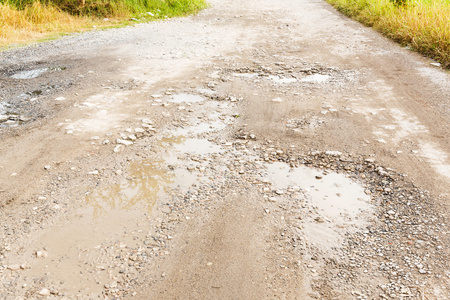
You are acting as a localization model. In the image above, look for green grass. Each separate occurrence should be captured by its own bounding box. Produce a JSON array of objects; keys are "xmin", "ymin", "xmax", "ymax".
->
[
  {"xmin": 326, "ymin": 0, "xmax": 450, "ymax": 68},
  {"xmin": 0, "ymin": 0, "xmax": 207, "ymax": 47}
]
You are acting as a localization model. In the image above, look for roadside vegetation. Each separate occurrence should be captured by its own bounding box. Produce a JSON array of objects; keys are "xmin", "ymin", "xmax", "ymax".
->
[
  {"xmin": 326, "ymin": 0, "xmax": 450, "ymax": 68},
  {"xmin": 0, "ymin": 0, "xmax": 207, "ymax": 48}
]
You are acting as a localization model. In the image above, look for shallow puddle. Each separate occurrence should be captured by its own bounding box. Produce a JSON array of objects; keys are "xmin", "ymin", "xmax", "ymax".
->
[
  {"xmin": 265, "ymin": 162, "xmax": 371, "ymax": 224},
  {"xmin": 168, "ymin": 93, "xmax": 205, "ymax": 103},
  {"xmin": 85, "ymin": 136, "xmax": 219, "ymax": 217},
  {"xmin": 11, "ymin": 67, "xmax": 65, "ymax": 79},
  {"xmin": 11, "ymin": 68, "xmax": 49, "ymax": 79},
  {"xmin": 265, "ymin": 162, "xmax": 373, "ymax": 252},
  {"xmin": 86, "ymin": 156, "xmax": 174, "ymax": 218}
]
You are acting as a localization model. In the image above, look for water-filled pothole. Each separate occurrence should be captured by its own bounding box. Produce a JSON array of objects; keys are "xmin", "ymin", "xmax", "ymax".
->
[
  {"xmin": 265, "ymin": 161, "xmax": 373, "ymax": 251},
  {"xmin": 86, "ymin": 157, "xmax": 174, "ymax": 218},
  {"xmin": 10, "ymin": 67, "xmax": 66, "ymax": 79},
  {"xmin": 266, "ymin": 162, "xmax": 371, "ymax": 224}
]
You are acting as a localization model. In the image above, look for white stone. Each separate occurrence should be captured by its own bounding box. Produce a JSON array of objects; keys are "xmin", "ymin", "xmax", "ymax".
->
[
  {"xmin": 38, "ymin": 288, "xmax": 50, "ymax": 296},
  {"xmin": 117, "ymin": 139, "xmax": 133, "ymax": 146}
]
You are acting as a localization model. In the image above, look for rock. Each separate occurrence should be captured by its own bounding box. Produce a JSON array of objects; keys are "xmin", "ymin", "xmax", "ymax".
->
[
  {"xmin": 0, "ymin": 115, "xmax": 8, "ymax": 122},
  {"xmin": 314, "ymin": 216, "xmax": 325, "ymax": 223},
  {"xmin": 117, "ymin": 139, "xmax": 133, "ymax": 146},
  {"xmin": 135, "ymin": 128, "xmax": 145, "ymax": 134},
  {"xmin": 430, "ymin": 62, "xmax": 441, "ymax": 67},
  {"xmin": 272, "ymin": 97, "xmax": 282, "ymax": 103},
  {"xmin": 275, "ymin": 190, "xmax": 284, "ymax": 195},
  {"xmin": 44, "ymin": 165, "xmax": 51, "ymax": 170},
  {"xmin": 38, "ymin": 288, "xmax": 50, "ymax": 296},
  {"xmin": 36, "ymin": 250, "xmax": 48, "ymax": 258},
  {"xmin": 19, "ymin": 116, "xmax": 31, "ymax": 122},
  {"xmin": 88, "ymin": 170, "xmax": 99, "ymax": 175},
  {"xmin": 55, "ymin": 97, "xmax": 66, "ymax": 101},
  {"xmin": 315, "ymin": 175, "xmax": 323, "ymax": 180},
  {"xmin": 114, "ymin": 145, "xmax": 123, "ymax": 153},
  {"xmin": 7, "ymin": 264, "xmax": 20, "ymax": 271}
]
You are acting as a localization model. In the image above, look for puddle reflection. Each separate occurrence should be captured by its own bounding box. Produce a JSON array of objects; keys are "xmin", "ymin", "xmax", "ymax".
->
[{"xmin": 86, "ymin": 156, "xmax": 174, "ymax": 218}]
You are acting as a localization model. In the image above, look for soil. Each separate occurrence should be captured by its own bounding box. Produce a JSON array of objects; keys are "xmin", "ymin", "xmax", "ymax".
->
[{"xmin": 0, "ymin": 0, "xmax": 449, "ymax": 299}]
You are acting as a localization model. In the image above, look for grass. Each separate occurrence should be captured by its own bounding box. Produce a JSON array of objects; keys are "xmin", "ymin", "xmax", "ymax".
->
[
  {"xmin": 0, "ymin": 0, "xmax": 207, "ymax": 48},
  {"xmin": 325, "ymin": 0, "xmax": 450, "ymax": 68}
]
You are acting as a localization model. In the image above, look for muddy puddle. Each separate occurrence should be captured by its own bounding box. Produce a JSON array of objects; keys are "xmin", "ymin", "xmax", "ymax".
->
[
  {"xmin": 87, "ymin": 135, "xmax": 220, "ymax": 216},
  {"xmin": 265, "ymin": 162, "xmax": 373, "ymax": 251},
  {"xmin": 87, "ymin": 157, "xmax": 174, "ymax": 218},
  {"xmin": 10, "ymin": 67, "xmax": 65, "ymax": 79},
  {"xmin": 20, "ymin": 133, "xmax": 223, "ymax": 296}
]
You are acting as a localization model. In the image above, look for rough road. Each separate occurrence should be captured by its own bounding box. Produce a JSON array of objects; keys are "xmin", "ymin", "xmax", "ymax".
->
[{"xmin": 0, "ymin": 0, "xmax": 449, "ymax": 299}]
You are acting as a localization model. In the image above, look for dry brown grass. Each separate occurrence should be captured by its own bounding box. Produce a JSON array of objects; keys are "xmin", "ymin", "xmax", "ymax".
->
[
  {"xmin": 0, "ymin": 2, "xmax": 90, "ymax": 48},
  {"xmin": 327, "ymin": 0, "xmax": 450, "ymax": 68}
]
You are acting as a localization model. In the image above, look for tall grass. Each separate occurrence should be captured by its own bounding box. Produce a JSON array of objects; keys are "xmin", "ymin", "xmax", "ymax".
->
[
  {"xmin": 0, "ymin": 1, "xmax": 88, "ymax": 47},
  {"xmin": 326, "ymin": 0, "xmax": 450, "ymax": 68},
  {"xmin": 0, "ymin": 0, "xmax": 207, "ymax": 48}
]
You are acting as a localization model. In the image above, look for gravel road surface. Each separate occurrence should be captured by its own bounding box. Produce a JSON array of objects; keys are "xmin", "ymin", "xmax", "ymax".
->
[{"xmin": 0, "ymin": 0, "xmax": 449, "ymax": 299}]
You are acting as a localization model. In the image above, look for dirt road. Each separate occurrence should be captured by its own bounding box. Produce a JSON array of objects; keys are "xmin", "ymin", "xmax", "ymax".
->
[{"xmin": 0, "ymin": 0, "xmax": 449, "ymax": 298}]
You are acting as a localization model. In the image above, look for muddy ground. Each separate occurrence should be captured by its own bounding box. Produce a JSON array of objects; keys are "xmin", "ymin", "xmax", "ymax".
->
[{"xmin": 0, "ymin": 0, "xmax": 449, "ymax": 299}]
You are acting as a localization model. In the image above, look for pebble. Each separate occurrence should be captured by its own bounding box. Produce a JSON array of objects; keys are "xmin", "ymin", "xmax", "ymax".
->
[
  {"xmin": 7, "ymin": 265, "xmax": 20, "ymax": 271},
  {"xmin": 36, "ymin": 250, "xmax": 48, "ymax": 258},
  {"xmin": 117, "ymin": 139, "xmax": 133, "ymax": 146},
  {"xmin": 38, "ymin": 288, "xmax": 50, "ymax": 296}
]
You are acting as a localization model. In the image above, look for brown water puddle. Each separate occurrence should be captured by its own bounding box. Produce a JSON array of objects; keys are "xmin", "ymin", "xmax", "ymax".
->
[
  {"xmin": 87, "ymin": 156, "xmax": 174, "ymax": 219},
  {"xmin": 18, "ymin": 133, "xmax": 226, "ymax": 296},
  {"xmin": 265, "ymin": 161, "xmax": 374, "ymax": 252}
]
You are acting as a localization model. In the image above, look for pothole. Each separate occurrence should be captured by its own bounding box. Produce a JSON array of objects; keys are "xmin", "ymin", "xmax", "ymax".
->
[
  {"xmin": 264, "ymin": 161, "xmax": 373, "ymax": 252},
  {"xmin": 10, "ymin": 67, "xmax": 66, "ymax": 79},
  {"xmin": 265, "ymin": 162, "xmax": 372, "ymax": 224}
]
